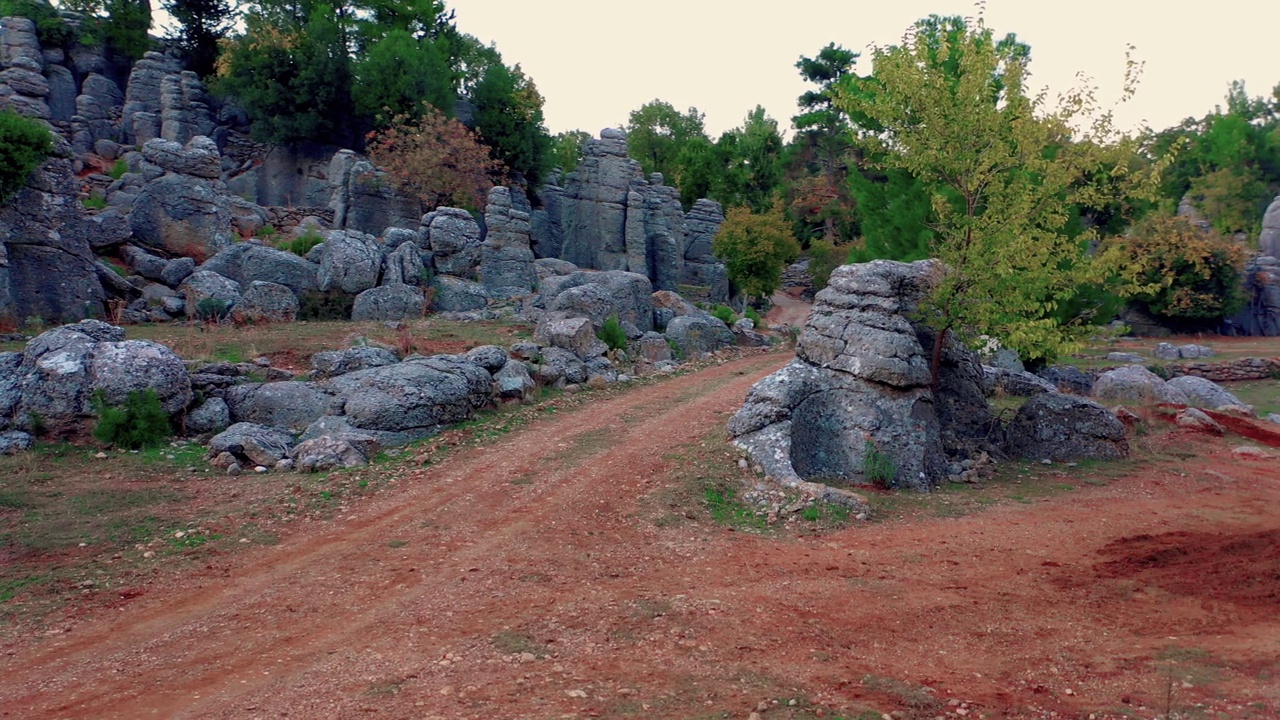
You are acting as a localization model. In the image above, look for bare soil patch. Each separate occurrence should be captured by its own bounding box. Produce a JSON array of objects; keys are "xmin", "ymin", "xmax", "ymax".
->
[{"xmin": 1, "ymin": 351, "xmax": 1278, "ymax": 720}]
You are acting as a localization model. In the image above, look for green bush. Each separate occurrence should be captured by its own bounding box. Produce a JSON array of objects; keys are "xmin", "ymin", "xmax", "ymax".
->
[
  {"xmin": 256, "ymin": 224, "xmax": 277, "ymax": 239},
  {"xmin": 710, "ymin": 305, "xmax": 736, "ymax": 325},
  {"xmin": 597, "ymin": 314, "xmax": 627, "ymax": 351},
  {"xmin": 298, "ymin": 290, "xmax": 353, "ymax": 321},
  {"xmin": 194, "ymin": 297, "xmax": 230, "ymax": 321},
  {"xmin": 82, "ymin": 195, "xmax": 106, "ymax": 210},
  {"xmin": 863, "ymin": 440, "xmax": 897, "ymax": 489},
  {"xmin": 108, "ymin": 158, "xmax": 129, "ymax": 180},
  {"xmin": 281, "ymin": 231, "xmax": 324, "ymax": 257},
  {"xmin": 743, "ymin": 306, "xmax": 765, "ymax": 330},
  {"xmin": 0, "ymin": 109, "xmax": 53, "ymax": 204},
  {"xmin": 92, "ymin": 389, "xmax": 172, "ymax": 449}
]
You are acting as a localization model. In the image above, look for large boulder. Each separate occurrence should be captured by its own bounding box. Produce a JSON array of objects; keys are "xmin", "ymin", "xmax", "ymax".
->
[
  {"xmin": 493, "ymin": 359, "xmax": 535, "ymax": 401},
  {"xmin": 0, "ymin": 352, "xmax": 22, "ymax": 430},
  {"xmin": 178, "ymin": 270, "xmax": 241, "ymax": 318},
  {"xmin": 536, "ymin": 346, "xmax": 588, "ymax": 386},
  {"xmin": 351, "ymin": 283, "xmax": 423, "ymax": 321},
  {"xmin": 86, "ymin": 340, "xmax": 193, "ymax": 415},
  {"xmin": 431, "ymin": 275, "xmax": 489, "ymax": 312},
  {"xmin": 382, "ymin": 242, "xmax": 425, "ymax": 286},
  {"xmin": 186, "ymin": 397, "xmax": 230, "ymax": 435},
  {"xmin": 290, "ymin": 435, "xmax": 370, "ymax": 472},
  {"xmin": 309, "ymin": 346, "xmax": 400, "ymax": 380},
  {"xmin": 534, "ymin": 316, "xmax": 607, "ymax": 360},
  {"xmin": 664, "ymin": 315, "xmax": 733, "ymax": 358},
  {"xmin": 1005, "ymin": 393, "xmax": 1129, "ymax": 461},
  {"xmin": 321, "ymin": 355, "xmax": 492, "ymax": 436},
  {"xmin": 232, "ymin": 281, "xmax": 299, "ymax": 323},
  {"xmin": 0, "ymin": 430, "xmax": 33, "ymax": 455},
  {"xmin": 541, "ymin": 270, "xmax": 654, "ymax": 331},
  {"xmin": 208, "ymin": 422, "xmax": 296, "ymax": 467},
  {"xmin": 222, "ymin": 382, "xmax": 343, "ymax": 432},
  {"xmin": 141, "ymin": 136, "xmax": 220, "ymax": 179},
  {"xmin": 1092, "ymin": 365, "xmax": 1191, "ymax": 406},
  {"xmin": 318, "ymin": 230, "xmax": 382, "ymax": 294},
  {"xmin": 426, "ymin": 208, "xmax": 483, "ymax": 279},
  {"xmin": 1166, "ymin": 375, "xmax": 1246, "ymax": 411},
  {"xmin": 129, "ymin": 174, "xmax": 236, "ymax": 260},
  {"xmin": 464, "ymin": 345, "xmax": 510, "ymax": 374},
  {"xmin": 199, "ymin": 243, "xmax": 319, "ymax": 296}
]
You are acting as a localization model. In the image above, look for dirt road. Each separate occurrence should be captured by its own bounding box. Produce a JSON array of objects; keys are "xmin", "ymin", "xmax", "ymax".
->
[{"xmin": 2, "ymin": 350, "xmax": 1279, "ymax": 719}]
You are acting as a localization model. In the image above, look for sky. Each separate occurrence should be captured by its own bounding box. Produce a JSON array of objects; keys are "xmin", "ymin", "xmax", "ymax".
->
[{"xmin": 445, "ymin": 0, "xmax": 1279, "ymax": 139}]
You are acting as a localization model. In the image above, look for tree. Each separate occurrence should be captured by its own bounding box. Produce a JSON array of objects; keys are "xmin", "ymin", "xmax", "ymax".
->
[
  {"xmin": 163, "ymin": 0, "xmax": 237, "ymax": 78},
  {"xmin": 352, "ymin": 28, "xmax": 455, "ymax": 123},
  {"xmin": 834, "ymin": 14, "xmax": 1158, "ymax": 370},
  {"xmin": 0, "ymin": 109, "xmax": 53, "ymax": 204},
  {"xmin": 550, "ymin": 129, "xmax": 590, "ymax": 173},
  {"xmin": 787, "ymin": 43, "xmax": 860, "ymax": 243},
  {"xmin": 714, "ymin": 106, "xmax": 785, "ymax": 213},
  {"xmin": 459, "ymin": 37, "xmax": 552, "ymax": 187},
  {"xmin": 215, "ymin": 2, "xmax": 358, "ymax": 146},
  {"xmin": 1102, "ymin": 213, "xmax": 1245, "ymax": 328},
  {"xmin": 624, "ymin": 100, "xmax": 709, "ymax": 182},
  {"xmin": 712, "ymin": 203, "xmax": 801, "ymax": 303},
  {"xmin": 366, "ymin": 103, "xmax": 503, "ymax": 210},
  {"xmin": 103, "ymin": 0, "xmax": 152, "ymax": 60}
]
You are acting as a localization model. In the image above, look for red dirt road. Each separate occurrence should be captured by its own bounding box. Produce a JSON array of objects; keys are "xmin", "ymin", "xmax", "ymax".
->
[{"xmin": 2, "ymin": 351, "xmax": 1280, "ymax": 719}]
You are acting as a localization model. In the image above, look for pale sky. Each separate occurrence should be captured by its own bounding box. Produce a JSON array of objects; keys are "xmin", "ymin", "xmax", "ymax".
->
[{"xmin": 446, "ymin": 0, "xmax": 1279, "ymax": 139}]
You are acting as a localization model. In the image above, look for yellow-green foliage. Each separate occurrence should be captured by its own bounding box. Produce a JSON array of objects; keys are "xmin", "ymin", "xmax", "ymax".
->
[
  {"xmin": 834, "ymin": 14, "xmax": 1162, "ymax": 364},
  {"xmin": 1102, "ymin": 213, "xmax": 1245, "ymax": 322},
  {"xmin": 712, "ymin": 203, "xmax": 800, "ymax": 302}
]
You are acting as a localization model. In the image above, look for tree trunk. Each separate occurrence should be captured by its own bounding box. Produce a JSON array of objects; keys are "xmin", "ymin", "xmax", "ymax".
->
[{"xmin": 929, "ymin": 324, "xmax": 949, "ymax": 390}]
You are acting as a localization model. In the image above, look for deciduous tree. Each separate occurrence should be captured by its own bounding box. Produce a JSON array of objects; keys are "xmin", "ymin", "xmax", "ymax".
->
[
  {"xmin": 366, "ymin": 103, "xmax": 503, "ymax": 210},
  {"xmin": 712, "ymin": 203, "xmax": 801, "ymax": 303}
]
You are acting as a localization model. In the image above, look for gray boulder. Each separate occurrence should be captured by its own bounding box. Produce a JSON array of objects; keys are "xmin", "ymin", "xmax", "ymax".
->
[
  {"xmin": 536, "ymin": 346, "xmax": 588, "ymax": 386},
  {"xmin": 1166, "ymin": 375, "xmax": 1246, "ymax": 411},
  {"xmin": 983, "ymin": 366, "xmax": 1058, "ymax": 397},
  {"xmin": 534, "ymin": 316, "xmax": 607, "ymax": 360},
  {"xmin": 1005, "ymin": 393, "xmax": 1129, "ymax": 461},
  {"xmin": 1036, "ymin": 365, "xmax": 1094, "ymax": 395},
  {"xmin": 382, "ymin": 242, "xmax": 425, "ymax": 286},
  {"xmin": 1260, "ymin": 195, "xmax": 1280, "ymax": 258},
  {"xmin": 120, "ymin": 244, "xmax": 168, "ymax": 281},
  {"xmin": 464, "ymin": 345, "xmax": 510, "ymax": 374},
  {"xmin": 0, "ymin": 430, "xmax": 33, "ymax": 455},
  {"xmin": 87, "ymin": 340, "xmax": 193, "ymax": 415},
  {"xmin": 731, "ymin": 317, "xmax": 769, "ymax": 347},
  {"xmin": 129, "ymin": 174, "xmax": 236, "ymax": 260},
  {"xmin": 298, "ymin": 415, "xmax": 418, "ymax": 451},
  {"xmin": 199, "ymin": 243, "xmax": 318, "ymax": 296},
  {"xmin": 141, "ymin": 136, "xmax": 220, "ymax": 179},
  {"xmin": 161, "ymin": 256, "xmax": 196, "ymax": 286},
  {"xmin": 233, "ymin": 281, "xmax": 298, "ymax": 323},
  {"xmin": 186, "ymin": 397, "xmax": 230, "ymax": 435},
  {"xmin": 664, "ymin": 315, "xmax": 733, "ymax": 358},
  {"xmin": 493, "ymin": 359, "xmax": 535, "ymax": 401},
  {"xmin": 208, "ymin": 422, "xmax": 296, "ymax": 467},
  {"xmin": 309, "ymin": 346, "xmax": 399, "ymax": 380},
  {"xmin": 318, "ymin": 230, "xmax": 382, "ymax": 294},
  {"xmin": 290, "ymin": 435, "xmax": 370, "ymax": 472},
  {"xmin": 0, "ymin": 352, "xmax": 22, "ymax": 429},
  {"xmin": 541, "ymin": 270, "xmax": 654, "ymax": 331},
  {"xmin": 636, "ymin": 332, "xmax": 672, "ymax": 363},
  {"xmin": 1106, "ymin": 352, "xmax": 1145, "ymax": 364},
  {"xmin": 321, "ymin": 355, "xmax": 492, "ymax": 435},
  {"xmin": 1176, "ymin": 407, "xmax": 1225, "ymax": 434},
  {"xmin": 222, "ymin": 382, "xmax": 342, "ymax": 431},
  {"xmin": 426, "ymin": 208, "xmax": 483, "ymax": 278},
  {"xmin": 178, "ymin": 270, "xmax": 241, "ymax": 318},
  {"xmin": 1093, "ymin": 365, "xmax": 1190, "ymax": 406},
  {"xmin": 431, "ymin": 275, "xmax": 489, "ymax": 312},
  {"xmin": 351, "ymin": 283, "xmax": 423, "ymax": 321}
]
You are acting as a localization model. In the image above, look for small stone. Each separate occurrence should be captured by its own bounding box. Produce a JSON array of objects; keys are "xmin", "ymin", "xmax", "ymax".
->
[
  {"xmin": 1232, "ymin": 445, "xmax": 1271, "ymax": 460},
  {"xmin": 95, "ymin": 451, "xmax": 108, "ymax": 459},
  {"xmin": 519, "ymin": 652, "xmax": 536, "ymax": 664},
  {"xmin": 738, "ymin": 458, "xmax": 748, "ymax": 469},
  {"xmin": 142, "ymin": 551, "xmax": 155, "ymax": 558},
  {"xmin": 227, "ymin": 463, "xmax": 241, "ymax": 476},
  {"xmin": 254, "ymin": 465, "xmax": 268, "ymax": 474},
  {"xmin": 276, "ymin": 458, "xmax": 295, "ymax": 471}
]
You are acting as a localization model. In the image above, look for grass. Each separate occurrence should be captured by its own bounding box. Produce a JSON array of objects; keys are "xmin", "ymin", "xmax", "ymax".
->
[
  {"xmin": 491, "ymin": 629, "xmax": 548, "ymax": 656},
  {"xmin": 1220, "ymin": 379, "xmax": 1280, "ymax": 417}
]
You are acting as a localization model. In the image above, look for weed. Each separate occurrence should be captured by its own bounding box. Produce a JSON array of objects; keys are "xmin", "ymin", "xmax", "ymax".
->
[
  {"xmin": 862, "ymin": 439, "xmax": 897, "ymax": 489},
  {"xmin": 107, "ymin": 158, "xmax": 129, "ymax": 180},
  {"xmin": 26, "ymin": 410, "xmax": 45, "ymax": 437},
  {"xmin": 743, "ymin": 305, "xmax": 765, "ymax": 329},
  {"xmin": 704, "ymin": 485, "xmax": 767, "ymax": 531},
  {"xmin": 491, "ymin": 630, "xmax": 548, "ymax": 656},
  {"xmin": 666, "ymin": 337, "xmax": 685, "ymax": 361},
  {"xmin": 598, "ymin": 314, "xmax": 628, "ymax": 351},
  {"xmin": 280, "ymin": 230, "xmax": 324, "ymax": 257},
  {"xmin": 81, "ymin": 194, "xmax": 106, "ymax": 210},
  {"xmin": 91, "ymin": 389, "xmax": 172, "ymax": 449},
  {"xmin": 195, "ymin": 298, "xmax": 231, "ymax": 322},
  {"xmin": 255, "ymin": 224, "xmax": 277, "ymax": 239}
]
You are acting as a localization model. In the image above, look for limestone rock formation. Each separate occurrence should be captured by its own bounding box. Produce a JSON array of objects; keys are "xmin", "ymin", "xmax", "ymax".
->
[
  {"xmin": 425, "ymin": 208, "xmax": 483, "ymax": 279},
  {"xmin": 1092, "ymin": 365, "xmax": 1191, "ymax": 406},
  {"xmin": 729, "ymin": 260, "xmax": 998, "ymax": 492},
  {"xmin": 480, "ymin": 187, "xmax": 536, "ymax": 297},
  {"xmin": 351, "ymin": 283, "xmax": 423, "ymax": 321},
  {"xmin": 1005, "ymin": 394, "xmax": 1128, "ymax": 461},
  {"xmin": 199, "ymin": 243, "xmax": 319, "ymax": 296}
]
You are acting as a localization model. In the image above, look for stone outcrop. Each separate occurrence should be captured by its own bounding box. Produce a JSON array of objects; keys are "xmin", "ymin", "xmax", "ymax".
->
[
  {"xmin": 198, "ymin": 243, "xmax": 319, "ymax": 296},
  {"xmin": 540, "ymin": 269, "xmax": 654, "ymax": 332},
  {"xmin": 1005, "ymin": 394, "xmax": 1128, "ymax": 461},
  {"xmin": 317, "ymin": 229, "xmax": 381, "ymax": 294},
  {"xmin": 1259, "ymin": 195, "xmax": 1280, "ymax": 258},
  {"xmin": 425, "ymin": 208, "xmax": 483, "ymax": 279},
  {"xmin": 328, "ymin": 152, "xmax": 421, "ymax": 235},
  {"xmin": 351, "ymin": 283, "xmax": 423, "ymax": 321},
  {"xmin": 121, "ymin": 52, "xmax": 214, "ymax": 145},
  {"xmin": 1092, "ymin": 365, "xmax": 1191, "ymax": 406},
  {"xmin": 535, "ymin": 130, "xmax": 730, "ymax": 303},
  {"xmin": 480, "ymin": 187, "xmax": 536, "ymax": 297}
]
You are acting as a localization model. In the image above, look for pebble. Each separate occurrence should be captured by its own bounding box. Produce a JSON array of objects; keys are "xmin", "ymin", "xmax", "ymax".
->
[
  {"xmin": 254, "ymin": 465, "xmax": 268, "ymax": 474},
  {"xmin": 94, "ymin": 452, "xmax": 108, "ymax": 459},
  {"xmin": 519, "ymin": 652, "xmax": 535, "ymax": 664},
  {"xmin": 227, "ymin": 463, "xmax": 241, "ymax": 476}
]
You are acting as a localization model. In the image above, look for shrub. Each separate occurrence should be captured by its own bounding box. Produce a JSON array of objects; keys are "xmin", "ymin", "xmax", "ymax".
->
[
  {"xmin": 107, "ymin": 158, "xmax": 129, "ymax": 180},
  {"xmin": 597, "ymin": 314, "xmax": 627, "ymax": 351},
  {"xmin": 281, "ymin": 231, "xmax": 324, "ymax": 257},
  {"xmin": 82, "ymin": 195, "xmax": 107, "ymax": 210},
  {"xmin": 255, "ymin": 224, "xmax": 277, "ymax": 239},
  {"xmin": 743, "ymin": 306, "xmax": 765, "ymax": 330},
  {"xmin": 298, "ymin": 290, "xmax": 353, "ymax": 321},
  {"xmin": 710, "ymin": 305, "xmax": 736, "ymax": 325},
  {"xmin": 92, "ymin": 389, "xmax": 171, "ymax": 449},
  {"xmin": 862, "ymin": 439, "xmax": 896, "ymax": 489},
  {"xmin": 0, "ymin": 0, "xmax": 73, "ymax": 48},
  {"xmin": 712, "ymin": 203, "xmax": 801, "ymax": 303},
  {"xmin": 0, "ymin": 109, "xmax": 53, "ymax": 204},
  {"xmin": 194, "ymin": 297, "xmax": 230, "ymax": 321}
]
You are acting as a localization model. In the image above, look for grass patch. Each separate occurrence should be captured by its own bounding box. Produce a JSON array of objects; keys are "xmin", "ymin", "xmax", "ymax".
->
[{"xmin": 491, "ymin": 630, "xmax": 548, "ymax": 656}]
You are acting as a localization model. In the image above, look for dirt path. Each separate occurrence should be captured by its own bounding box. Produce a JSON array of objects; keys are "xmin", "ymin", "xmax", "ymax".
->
[
  {"xmin": 2, "ymin": 351, "xmax": 1279, "ymax": 719},
  {"xmin": 766, "ymin": 291, "xmax": 812, "ymax": 330}
]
